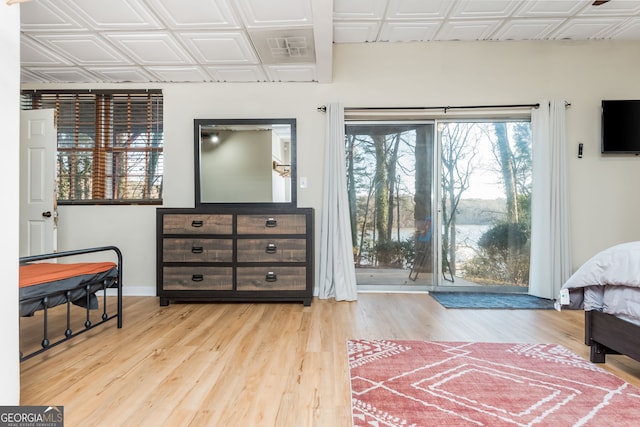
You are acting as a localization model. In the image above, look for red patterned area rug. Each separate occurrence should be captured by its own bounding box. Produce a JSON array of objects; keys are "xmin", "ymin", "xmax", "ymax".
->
[{"xmin": 348, "ymin": 340, "xmax": 640, "ymax": 426}]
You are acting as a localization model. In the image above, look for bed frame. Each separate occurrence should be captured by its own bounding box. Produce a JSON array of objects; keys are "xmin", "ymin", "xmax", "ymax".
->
[
  {"xmin": 585, "ymin": 310, "xmax": 640, "ymax": 364},
  {"xmin": 19, "ymin": 246, "xmax": 123, "ymax": 362}
]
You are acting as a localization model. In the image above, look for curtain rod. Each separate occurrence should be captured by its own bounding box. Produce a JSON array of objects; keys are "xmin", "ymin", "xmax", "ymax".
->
[{"xmin": 317, "ymin": 102, "xmax": 571, "ymax": 113}]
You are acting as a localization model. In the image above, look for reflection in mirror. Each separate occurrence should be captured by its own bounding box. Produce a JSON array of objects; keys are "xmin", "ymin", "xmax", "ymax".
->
[{"xmin": 194, "ymin": 118, "xmax": 296, "ymax": 205}]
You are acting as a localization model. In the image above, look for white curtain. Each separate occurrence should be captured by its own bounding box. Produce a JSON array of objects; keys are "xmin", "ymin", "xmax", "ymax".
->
[
  {"xmin": 318, "ymin": 103, "xmax": 358, "ymax": 301},
  {"xmin": 529, "ymin": 100, "xmax": 572, "ymax": 299}
]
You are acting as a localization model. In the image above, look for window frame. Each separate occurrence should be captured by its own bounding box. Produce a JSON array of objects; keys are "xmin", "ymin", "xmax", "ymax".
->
[{"xmin": 21, "ymin": 89, "xmax": 164, "ymax": 206}]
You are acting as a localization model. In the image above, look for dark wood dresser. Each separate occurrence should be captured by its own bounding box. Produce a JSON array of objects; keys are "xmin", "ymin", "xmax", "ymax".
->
[{"xmin": 156, "ymin": 206, "xmax": 313, "ymax": 306}]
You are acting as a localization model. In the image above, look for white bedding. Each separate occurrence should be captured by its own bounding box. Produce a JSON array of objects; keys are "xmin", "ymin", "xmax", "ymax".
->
[
  {"xmin": 561, "ymin": 241, "xmax": 640, "ymax": 325},
  {"xmin": 563, "ymin": 241, "xmax": 640, "ymax": 289}
]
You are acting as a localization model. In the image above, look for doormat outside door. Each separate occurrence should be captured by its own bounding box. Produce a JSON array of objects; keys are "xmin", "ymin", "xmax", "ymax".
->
[{"xmin": 429, "ymin": 291, "xmax": 555, "ymax": 309}]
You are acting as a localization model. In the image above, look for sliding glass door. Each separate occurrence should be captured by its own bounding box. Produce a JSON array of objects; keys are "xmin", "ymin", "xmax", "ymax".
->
[
  {"xmin": 345, "ymin": 121, "xmax": 436, "ymax": 289},
  {"xmin": 345, "ymin": 116, "xmax": 532, "ymax": 292},
  {"xmin": 438, "ymin": 120, "xmax": 532, "ymax": 291}
]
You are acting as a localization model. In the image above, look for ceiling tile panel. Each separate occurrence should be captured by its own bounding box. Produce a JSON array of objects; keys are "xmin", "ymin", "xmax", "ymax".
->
[
  {"xmin": 20, "ymin": 1, "xmax": 85, "ymax": 31},
  {"xmin": 492, "ymin": 18, "xmax": 564, "ymax": 40},
  {"xmin": 85, "ymin": 67, "xmax": 156, "ymax": 83},
  {"xmin": 436, "ymin": 20, "xmax": 502, "ymax": 40},
  {"xmin": 31, "ymin": 34, "xmax": 133, "ymax": 65},
  {"xmin": 514, "ymin": 1, "xmax": 591, "ymax": 18},
  {"xmin": 578, "ymin": 1, "xmax": 640, "ymax": 16},
  {"xmin": 20, "ymin": 69, "xmax": 48, "ymax": 83},
  {"xmin": 449, "ymin": 0, "xmax": 522, "ymax": 19},
  {"xmin": 237, "ymin": 0, "xmax": 313, "ymax": 28},
  {"xmin": 333, "ymin": 0, "xmax": 388, "ymax": 20},
  {"xmin": 55, "ymin": 0, "xmax": 163, "ymax": 30},
  {"xmin": 22, "ymin": 67, "xmax": 103, "ymax": 83},
  {"xmin": 21, "ymin": 38, "xmax": 73, "ymax": 66},
  {"xmin": 177, "ymin": 32, "xmax": 259, "ymax": 64},
  {"xmin": 147, "ymin": 0, "xmax": 240, "ymax": 29},
  {"xmin": 205, "ymin": 65, "xmax": 268, "ymax": 82},
  {"xmin": 385, "ymin": 0, "xmax": 454, "ymax": 20},
  {"xmin": 609, "ymin": 17, "xmax": 640, "ymax": 39},
  {"xmin": 551, "ymin": 18, "xmax": 629, "ymax": 39},
  {"xmin": 146, "ymin": 66, "xmax": 211, "ymax": 82},
  {"xmin": 264, "ymin": 64, "xmax": 317, "ymax": 82},
  {"xmin": 103, "ymin": 32, "xmax": 195, "ymax": 65},
  {"xmin": 379, "ymin": 22, "xmax": 440, "ymax": 41},
  {"xmin": 333, "ymin": 22, "xmax": 382, "ymax": 42}
]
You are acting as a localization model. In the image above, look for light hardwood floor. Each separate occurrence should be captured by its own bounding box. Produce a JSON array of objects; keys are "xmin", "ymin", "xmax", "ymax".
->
[{"xmin": 20, "ymin": 294, "xmax": 640, "ymax": 426}]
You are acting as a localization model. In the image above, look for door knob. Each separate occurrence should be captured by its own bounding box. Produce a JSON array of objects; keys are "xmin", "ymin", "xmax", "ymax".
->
[{"xmin": 42, "ymin": 211, "xmax": 52, "ymax": 218}]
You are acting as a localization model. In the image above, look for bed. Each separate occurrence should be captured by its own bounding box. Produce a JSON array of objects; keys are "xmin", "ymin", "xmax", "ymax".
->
[
  {"xmin": 560, "ymin": 241, "xmax": 640, "ymax": 363},
  {"xmin": 19, "ymin": 246, "xmax": 123, "ymax": 361}
]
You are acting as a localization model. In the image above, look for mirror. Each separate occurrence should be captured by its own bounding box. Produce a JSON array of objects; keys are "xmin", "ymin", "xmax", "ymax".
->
[{"xmin": 194, "ymin": 118, "xmax": 296, "ymax": 205}]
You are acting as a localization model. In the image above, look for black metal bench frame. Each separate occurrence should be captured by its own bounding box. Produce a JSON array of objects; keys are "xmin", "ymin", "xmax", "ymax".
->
[{"xmin": 19, "ymin": 246, "xmax": 123, "ymax": 362}]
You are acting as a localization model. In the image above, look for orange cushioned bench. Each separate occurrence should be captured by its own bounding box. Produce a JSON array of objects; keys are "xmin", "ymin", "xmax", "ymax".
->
[
  {"xmin": 20, "ymin": 261, "xmax": 116, "ymax": 287},
  {"xmin": 19, "ymin": 246, "xmax": 123, "ymax": 361},
  {"xmin": 19, "ymin": 261, "xmax": 118, "ymax": 317}
]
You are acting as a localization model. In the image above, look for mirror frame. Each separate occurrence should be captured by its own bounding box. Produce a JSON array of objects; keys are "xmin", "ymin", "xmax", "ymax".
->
[{"xmin": 194, "ymin": 118, "xmax": 297, "ymax": 207}]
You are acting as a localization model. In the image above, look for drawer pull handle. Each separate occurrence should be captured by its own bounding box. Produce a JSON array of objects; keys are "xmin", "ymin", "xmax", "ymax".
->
[
  {"xmin": 265, "ymin": 217, "xmax": 278, "ymax": 227},
  {"xmin": 192, "ymin": 274, "xmax": 204, "ymax": 282},
  {"xmin": 191, "ymin": 220, "xmax": 204, "ymax": 228},
  {"xmin": 191, "ymin": 246, "xmax": 203, "ymax": 254},
  {"xmin": 265, "ymin": 272, "xmax": 277, "ymax": 282},
  {"xmin": 265, "ymin": 243, "xmax": 277, "ymax": 254}
]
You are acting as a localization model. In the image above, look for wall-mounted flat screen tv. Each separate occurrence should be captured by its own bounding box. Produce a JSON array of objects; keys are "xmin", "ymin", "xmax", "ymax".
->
[{"xmin": 602, "ymin": 100, "xmax": 640, "ymax": 154}]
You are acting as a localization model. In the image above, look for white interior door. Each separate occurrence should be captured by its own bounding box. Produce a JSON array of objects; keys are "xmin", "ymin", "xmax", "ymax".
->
[{"xmin": 20, "ymin": 109, "xmax": 57, "ymax": 257}]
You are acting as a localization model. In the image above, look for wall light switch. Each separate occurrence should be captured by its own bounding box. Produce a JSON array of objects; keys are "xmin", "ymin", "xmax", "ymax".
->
[{"xmin": 300, "ymin": 177, "xmax": 308, "ymax": 188}]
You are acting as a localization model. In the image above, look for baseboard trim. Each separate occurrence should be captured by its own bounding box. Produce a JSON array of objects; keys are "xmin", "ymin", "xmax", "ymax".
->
[{"xmin": 106, "ymin": 286, "xmax": 156, "ymax": 297}]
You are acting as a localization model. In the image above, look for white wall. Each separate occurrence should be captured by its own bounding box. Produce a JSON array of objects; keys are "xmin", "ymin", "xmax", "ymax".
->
[
  {"xmin": 24, "ymin": 40, "xmax": 640, "ymax": 296},
  {"xmin": 2, "ymin": 4, "xmax": 21, "ymax": 404},
  {"xmin": 56, "ymin": 206, "xmax": 157, "ymax": 295}
]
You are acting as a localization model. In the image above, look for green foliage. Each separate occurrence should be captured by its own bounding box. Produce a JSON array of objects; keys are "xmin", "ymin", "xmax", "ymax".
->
[
  {"xmin": 356, "ymin": 238, "xmax": 375, "ymax": 266},
  {"xmin": 478, "ymin": 222, "xmax": 529, "ymax": 253},
  {"xmin": 516, "ymin": 193, "xmax": 531, "ymax": 226},
  {"xmin": 374, "ymin": 238, "xmax": 415, "ymax": 268},
  {"xmin": 465, "ymin": 222, "xmax": 530, "ymax": 286}
]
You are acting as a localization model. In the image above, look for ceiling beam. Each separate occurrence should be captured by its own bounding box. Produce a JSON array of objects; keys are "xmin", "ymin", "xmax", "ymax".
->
[{"xmin": 311, "ymin": 0, "xmax": 332, "ymax": 83}]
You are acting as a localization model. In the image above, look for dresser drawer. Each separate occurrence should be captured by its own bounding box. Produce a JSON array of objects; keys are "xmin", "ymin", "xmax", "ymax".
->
[
  {"xmin": 163, "ymin": 267, "xmax": 233, "ymax": 290},
  {"xmin": 237, "ymin": 214, "xmax": 306, "ymax": 234},
  {"xmin": 237, "ymin": 238, "xmax": 306, "ymax": 262},
  {"xmin": 236, "ymin": 267, "xmax": 306, "ymax": 291},
  {"xmin": 163, "ymin": 214, "xmax": 232, "ymax": 234},
  {"xmin": 163, "ymin": 238, "xmax": 232, "ymax": 262},
  {"xmin": 157, "ymin": 207, "xmax": 313, "ymax": 306}
]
